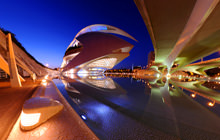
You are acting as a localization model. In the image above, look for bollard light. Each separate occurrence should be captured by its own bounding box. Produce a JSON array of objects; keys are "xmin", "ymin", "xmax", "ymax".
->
[
  {"xmin": 208, "ymin": 101, "xmax": 215, "ymax": 107},
  {"xmin": 21, "ymin": 111, "xmax": 41, "ymax": 127},
  {"xmin": 191, "ymin": 94, "xmax": 196, "ymax": 98},
  {"xmin": 41, "ymin": 79, "xmax": 47, "ymax": 86},
  {"xmin": 20, "ymin": 97, "xmax": 64, "ymax": 130}
]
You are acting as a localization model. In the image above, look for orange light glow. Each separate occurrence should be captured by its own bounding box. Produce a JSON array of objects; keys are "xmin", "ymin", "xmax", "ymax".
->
[
  {"xmin": 41, "ymin": 79, "xmax": 47, "ymax": 86},
  {"xmin": 166, "ymin": 74, "xmax": 171, "ymax": 79},
  {"xmin": 208, "ymin": 102, "xmax": 215, "ymax": 107},
  {"xmin": 191, "ymin": 94, "xmax": 196, "ymax": 98},
  {"xmin": 21, "ymin": 111, "xmax": 41, "ymax": 127}
]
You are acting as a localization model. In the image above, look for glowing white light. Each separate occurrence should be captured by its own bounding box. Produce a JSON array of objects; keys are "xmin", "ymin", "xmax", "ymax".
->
[
  {"xmin": 156, "ymin": 73, "xmax": 160, "ymax": 78},
  {"xmin": 208, "ymin": 102, "xmax": 215, "ymax": 107},
  {"xmin": 166, "ymin": 74, "xmax": 171, "ymax": 79},
  {"xmin": 45, "ymin": 64, "xmax": 49, "ymax": 67},
  {"xmin": 81, "ymin": 115, "xmax": 87, "ymax": 120},
  {"xmin": 42, "ymin": 82, "xmax": 47, "ymax": 86},
  {"xmin": 77, "ymin": 69, "xmax": 88, "ymax": 78},
  {"xmin": 21, "ymin": 111, "xmax": 41, "ymax": 127},
  {"xmin": 70, "ymin": 69, "xmax": 74, "ymax": 73},
  {"xmin": 178, "ymin": 75, "xmax": 182, "ymax": 79},
  {"xmin": 41, "ymin": 79, "xmax": 47, "ymax": 86},
  {"xmin": 44, "ymin": 75, "xmax": 48, "ymax": 79}
]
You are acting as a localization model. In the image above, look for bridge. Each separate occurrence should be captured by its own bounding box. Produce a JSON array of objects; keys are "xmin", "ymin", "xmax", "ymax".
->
[
  {"xmin": 178, "ymin": 57, "xmax": 220, "ymax": 75},
  {"xmin": 135, "ymin": 0, "xmax": 220, "ymax": 74}
]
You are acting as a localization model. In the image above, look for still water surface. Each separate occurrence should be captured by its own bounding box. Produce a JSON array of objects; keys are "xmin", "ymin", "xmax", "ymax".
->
[{"xmin": 54, "ymin": 75, "xmax": 220, "ymax": 140}]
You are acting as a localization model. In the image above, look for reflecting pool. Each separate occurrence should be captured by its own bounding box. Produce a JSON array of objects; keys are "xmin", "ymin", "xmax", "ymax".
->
[{"xmin": 54, "ymin": 74, "xmax": 220, "ymax": 140}]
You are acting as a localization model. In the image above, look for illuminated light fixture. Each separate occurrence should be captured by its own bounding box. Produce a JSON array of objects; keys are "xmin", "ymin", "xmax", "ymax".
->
[
  {"xmin": 191, "ymin": 94, "xmax": 196, "ymax": 98},
  {"xmin": 44, "ymin": 75, "xmax": 48, "ymax": 79},
  {"xmin": 166, "ymin": 73, "xmax": 171, "ymax": 79},
  {"xmin": 81, "ymin": 115, "xmax": 87, "ymax": 120},
  {"xmin": 20, "ymin": 97, "xmax": 64, "ymax": 130},
  {"xmin": 21, "ymin": 111, "xmax": 41, "ymax": 127},
  {"xmin": 178, "ymin": 75, "xmax": 182, "ymax": 79},
  {"xmin": 208, "ymin": 101, "xmax": 215, "ymax": 107},
  {"xmin": 156, "ymin": 73, "xmax": 160, "ymax": 78},
  {"xmin": 77, "ymin": 69, "xmax": 88, "ymax": 78},
  {"xmin": 41, "ymin": 79, "xmax": 47, "ymax": 86}
]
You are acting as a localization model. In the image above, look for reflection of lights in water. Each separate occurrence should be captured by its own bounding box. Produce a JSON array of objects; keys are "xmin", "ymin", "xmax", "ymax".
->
[
  {"xmin": 86, "ymin": 78, "xmax": 116, "ymax": 89},
  {"xmin": 77, "ymin": 69, "xmax": 88, "ymax": 78},
  {"xmin": 191, "ymin": 94, "xmax": 196, "ymax": 98},
  {"xmin": 93, "ymin": 104, "xmax": 111, "ymax": 115},
  {"xmin": 31, "ymin": 126, "xmax": 48, "ymax": 137},
  {"xmin": 208, "ymin": 102, "xmax": 215, "ymax": 107},
  {"xmin": 21, "ymin": 111, "xmax": 41, "ymax": 127},
  {"xmin": 81, "ymin": 115, "xmax": 87, "ymax": 120}
]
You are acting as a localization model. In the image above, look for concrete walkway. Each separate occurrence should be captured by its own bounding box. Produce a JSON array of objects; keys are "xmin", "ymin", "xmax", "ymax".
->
[
  {"xmin": 0, "ymin": 79, "xmax": 40, "ymax": 140},
  {"xmin": 7, "ymin": 79, "xmax": 98, "ymax": 140}
]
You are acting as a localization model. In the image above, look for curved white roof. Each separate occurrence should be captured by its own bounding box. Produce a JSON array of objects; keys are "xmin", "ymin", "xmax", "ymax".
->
[{"xmin": 66, "ymin": 24, "xmax": 137, "ymax": 51}]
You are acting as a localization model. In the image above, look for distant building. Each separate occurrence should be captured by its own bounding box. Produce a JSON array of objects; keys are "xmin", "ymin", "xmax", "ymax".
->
[{"xmin": 147, "ymin": 51, "xmax": 155, "ymax": 68}]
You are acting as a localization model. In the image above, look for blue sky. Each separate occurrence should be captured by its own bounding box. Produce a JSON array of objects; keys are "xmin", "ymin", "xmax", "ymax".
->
[{"xmin": 0, "ymin": 0, "xmax": 153, "ymax": 68}]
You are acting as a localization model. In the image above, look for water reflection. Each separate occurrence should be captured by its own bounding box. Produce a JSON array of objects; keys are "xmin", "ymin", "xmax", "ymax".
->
[{"xmin": 55, "ymin": 74, "xmax": 220, "ymax": 139}]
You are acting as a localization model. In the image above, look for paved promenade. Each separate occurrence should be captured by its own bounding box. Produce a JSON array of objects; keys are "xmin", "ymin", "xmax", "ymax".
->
[
  {"xmin": 0, "ymin": 79, "xmax": 40, "ymax": 140},
  {"xmin": 7, "ymin": 79, "xmax": 98, "ymax": 140}
]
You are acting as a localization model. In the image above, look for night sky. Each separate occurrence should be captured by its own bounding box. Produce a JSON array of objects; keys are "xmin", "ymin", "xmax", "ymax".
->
[{"xmin": 0, "ymin": 0, "xmax": 153, "ymax": 69}]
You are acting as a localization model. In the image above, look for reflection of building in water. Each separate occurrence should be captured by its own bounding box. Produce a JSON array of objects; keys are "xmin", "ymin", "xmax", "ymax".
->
[
  {"xmin": 62, "ymin": 74, "xmax": 126, "ymax": 94},
  {"xmin": 61, "ymin": 24, "xmax": 136, "ymax": 77},
  {"xmin": 145, "ymin": 79, "xmax": 220, "ymax": 139},
  {"xmin": 173, "ymin": 80, "xmax": 220, "ymax": 104},
  {"xmin": 85, "ymin": 76, "xmax": 116, "ymax": 89}
]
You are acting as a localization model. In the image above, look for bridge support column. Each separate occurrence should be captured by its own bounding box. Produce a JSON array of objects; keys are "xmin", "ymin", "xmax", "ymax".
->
[{"xmin": 7, "ymin": 33, "xmax": 21, "ymax": 87}]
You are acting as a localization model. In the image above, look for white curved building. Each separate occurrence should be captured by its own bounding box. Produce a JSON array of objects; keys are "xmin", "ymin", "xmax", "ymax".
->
[{"xmin": 61, "ymin": 24, "xmax": 136, "ymax": 76}]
